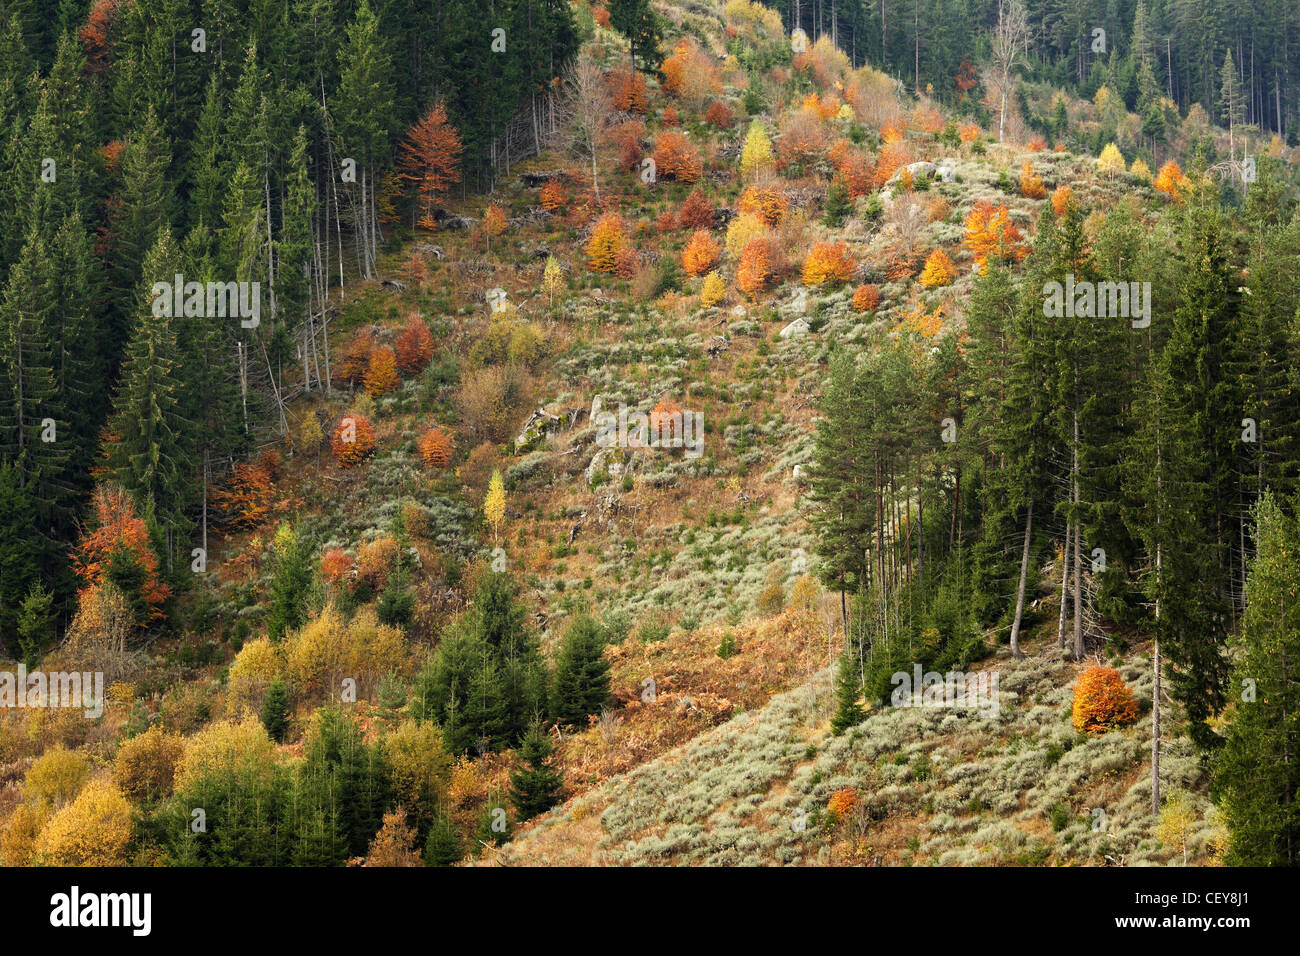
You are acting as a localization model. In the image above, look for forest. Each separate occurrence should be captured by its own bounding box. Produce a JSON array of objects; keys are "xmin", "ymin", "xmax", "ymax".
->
[{"xmin": 0, "ymin": 0, "xmax": 1296, "ymax": 872}]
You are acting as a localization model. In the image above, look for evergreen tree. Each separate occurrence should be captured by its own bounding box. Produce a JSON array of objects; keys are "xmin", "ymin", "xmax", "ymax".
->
[
  {"xmin": 830, "ymin": 650, "xmax": 865, "ymax": 735},
  {"xmin": 550, "ymin": 613, "xmax": 611, "ymax": 727},
  {"xmin": 509, "ymin": 724, "xmax": 564, "ymax": 819},
  {"xmin": 261, "ymin": 677, "xmax": 292, "ymax": 743},
  {"xmin": 424, "ymin": 814, "xmax": 463, "ymax": 866},
  {"xmin": 266, "ymin": 523, "xmax": 316, "ymax": 641},
  {"xmin": 1213, "ymin": 492, "xmax": 1300, "ymax": 865}
]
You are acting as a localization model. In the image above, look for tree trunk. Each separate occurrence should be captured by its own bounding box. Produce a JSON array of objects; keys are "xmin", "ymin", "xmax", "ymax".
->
[{"xmin": 1010, "ymin": 498, "xmax": 1032, "ymax": 659}]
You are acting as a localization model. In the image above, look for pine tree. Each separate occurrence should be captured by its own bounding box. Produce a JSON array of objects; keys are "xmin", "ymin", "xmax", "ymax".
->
[{"xmin": 509, "ymin": 724, "xmax": 564, "ymax": 819}]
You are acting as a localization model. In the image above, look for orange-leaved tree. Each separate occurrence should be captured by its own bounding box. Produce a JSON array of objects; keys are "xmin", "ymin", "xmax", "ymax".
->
[
  {"xmin": 653, "ymin": 130, "xmax": 702, "ymax": 183},
  {"xmin": 418, "ymin": 428, "xmax": 453, "ymax": 468},
  {"xmin": 364, "ymin": 346, "xmax": 400, "ymax": 397},
  {"xmin": 332, "ymin": 415, "xmax": 377, "ymax": 467},
  {"xmin": 339, "ymin": 328, "xmax": 376, "ymax": 386},
  {"xmin": 482, "ymin": 204, "xmax": 508, "ymax": 250},
  {"xmin": 963, "ymin": 200, "xmax": 1025, "ymax": 269},
  {"xmin": 585, "ymin": 213, "xmax": 628, "ymax": 274},
  {"xmin": 678, "ymin": 188, "xmax": 714, "ymax": 229},
  {"xmin": 1071, "ymin": 665, "xmax": 1140, "ymax": 734},
  {"xmin": 395, "ymin": 318, "xmax": 435, "ymax": 374},
  {"xmin": 736, "ymin": 236, "xmax": 774, "ymax": 297},
  {"xmin": 738, "ymin": 185, "xmax": 788, "ymax": 226},
  {"xmin": 681, "ymin": 229, "xmax": 721, "ymax": 276},
  {"xmin": 396, "ymin": 100, "xmax": 463, "ymax": 230},
  {"xmin": 1153, "ymin": 160, "xmax": 1189, "ymax": 199},
  {"xmin": 851, "ymin": 283, "xmax": 881, "ymax": 313},
  {"xmin": 540, "ymin": 180, "xmax": 565, "ymax": 212},
  {"xmin": 1050, "ymin": 184, "xmax": 1075, "ymax": 217},
  {"xmin": 1019, "ymin": 160, "xmax": 1046, "ymax": 199},
  {"xmin": 802, "ymin": 241, "xmax": 855, "ymax": 285},
  {"xmin": 72, "ymin": 483, "xmax": 170, "ymax": 620},
  {"xmin": 919, "ymin": 249, "xmax": 956, "ymax": 287}
]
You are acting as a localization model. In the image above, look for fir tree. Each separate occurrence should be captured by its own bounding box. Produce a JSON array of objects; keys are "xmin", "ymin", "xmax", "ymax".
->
[{"xmin": 551, "ymin": 613, "xmax": 611, "ymax": 727}]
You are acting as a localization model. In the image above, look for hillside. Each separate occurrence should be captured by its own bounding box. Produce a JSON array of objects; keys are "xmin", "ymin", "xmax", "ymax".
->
[{"xmin": 0, "ymin": 0, "xmax": 1297, "ymax": 878}]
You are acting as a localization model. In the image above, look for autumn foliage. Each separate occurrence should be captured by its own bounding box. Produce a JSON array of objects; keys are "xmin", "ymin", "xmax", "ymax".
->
[
  {"xmin": 681, "ymin": 229, "xmax": 721, "ymax": 277},
  {"xmin": 919, "ymin": 249, "xmax": 956, "ymax": 287},
  {"xmin": 678, "ymin": 188, "xmax": 715, "ymax": 229},
  {"xmin": 397, "ymin": 101, "xmax": 464, "ymax": 230},
  {"xmin": 704, "ymin": 100, "xmax": 734, "ymax": 129},
  {"xmin": 1072, "ymin": 665, "xmax": 1140, "ymax": 734},
  {"xmin": 653, "ymin": 130, "xmax": 702, "ymax": 183},
  {"xmin": 72, "ymin": 484, "xmax": 170, "ymax": 616},
  {"xmin": 963, "ymin": 200, "xmax": 1026, "ymax": 269},
  {"xmin": 539, "ymin": 180, "xmax": 565, "ymax": 211},
  {"xmin": 802, "ymin": 241, "xmax": 855, "ymax": 285},
  {"xmin": 1154, "ymin": 160, "xmax": 1189, "ymax": 199},
  {"xmin": 585, "ymin": 213, "xmax": 631, "ymax": 275},
  {"xmin": 395, "ymin": 318, "xmax": 435, "ymax": 374},
  {"xmin": 212, "ymin": 459, "xmax": 278, "ymax": 532},
  {"xmin": 611, "ymin": 69, "xmax": 648, "ymax": 113},
  {"xmin": 736, "ymin": 237, "xmax": 773, "ymax": 297},
  {"xmin": 1050, "ymin": 184, "xmax": 1075, "ymax": 217},
  {"xmin": 339, "ymin": 328, "xmax": 377, "ymax": 386},
  {"xmin": 738, "ymin": 185, "xmax": 789, "ymax": 226},
  {"xmin": 1019, "ymin": 160, "xmax": 1047, "ymax": 199},
  {"xmin": 364, "ymin": 346, "xmax": 400, "ymax": 397},
  {"xmin": 332, "ymin": 414, "xmax": 378, "ymax": 467},
  {"xmin": 419, "ymin": 428, "xmax": 454, "ymax": 468},
  {"xmin": 851, "ymin": 283, "xmax": 881, "ymax": 313}
]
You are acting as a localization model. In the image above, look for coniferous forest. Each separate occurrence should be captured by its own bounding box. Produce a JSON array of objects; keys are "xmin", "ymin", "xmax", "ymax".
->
[{"xmin": 0, "ymin": 0, "xmax": 1298, "ymax": 908}]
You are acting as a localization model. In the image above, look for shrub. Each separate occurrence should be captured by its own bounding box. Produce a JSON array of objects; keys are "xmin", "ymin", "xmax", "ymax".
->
[
  {"xmin": 1019, "ymin": 160, "xmax": 1046, "ymax": 199},
  {"xmin": 365, "ymin": 345, "xmax": 401, "ymax": 396},
  {"xmin": 227, "ymin": 637, "xmax": 282, "ymax": 713},
  {"xmin": 1071, "ymin": 665, "xmax": 1139, "ymax": 734},
  {"xmin": 700, "ymin": 271, "xmax": 726, "ymax": 307},
  {"xmin": 739, "ymin": 185, "xmax": 788, "ymax": 226},
  {"xmin": 540, "ymin": 179, "xmax": 565, "ymax": 211},
  {"xmin": 704, "ymin": 100, "xmax": 734, "ymax": 128},
  {"xmin": 678, "ymin": 188, "xmax": 714, "ymax": 229},
  {"xmin": 654, "ymin": 129, "xmax": 702, "ymax": 183},
  {"xmin": 24, "ymin": 746, "xmax": 92, "ymax": 811}
]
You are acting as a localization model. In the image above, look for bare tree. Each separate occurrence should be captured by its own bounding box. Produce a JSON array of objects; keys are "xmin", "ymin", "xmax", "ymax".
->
[
  {"xmin": 987, "ymin": 0, "xmax": 1030, "ymax": 143},
  {"xmin": 557, "ymin": 53, "xmax": 612, "ymax": 201}
]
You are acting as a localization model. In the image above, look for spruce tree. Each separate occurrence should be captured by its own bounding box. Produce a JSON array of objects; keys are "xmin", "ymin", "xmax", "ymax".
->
[
  {"xmin": 509, "ymin": 724, "xmax": 564, "ymax": 820},
  {"xmin": 1213, "ymin": 492, "xmax": 1300, "ymax": 864},
  {"xmin": 551, "ymin": 613, "xmax": 611, "ymax": 727},
  {"xmin": 830, "ymin": 650, "xmax": 865, "ymax": 735},
  {"xmin": 261, "ymin": 677, "xmax": 291, "ymax": 743},
  {"xmin": 424, "ymin": 814, "xmax": 463, "ymax": 866}
]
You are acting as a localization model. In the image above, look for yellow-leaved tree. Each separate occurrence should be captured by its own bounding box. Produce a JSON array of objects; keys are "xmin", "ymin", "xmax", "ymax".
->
[
  {"xmin": 542, "ymin": 254, "xmax": 564, "ymax": 311},
  {"xmin": 34, "ymin": 778, "xmax": 134, "ymax": 866},
  {"xmin": 484, "ymin": 469, "xmax": 506, "ymax": 543},
  {"xmin": 740, "ymin": 119, "xmax": 774, "ymax": 181},
  {"xmin": 700, "ymin": 271, "xmax": 726, "ymax": 306},
  {"xmin": 1097, "ymin": 142, "xmax": 1126, "ymax": 178}
]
